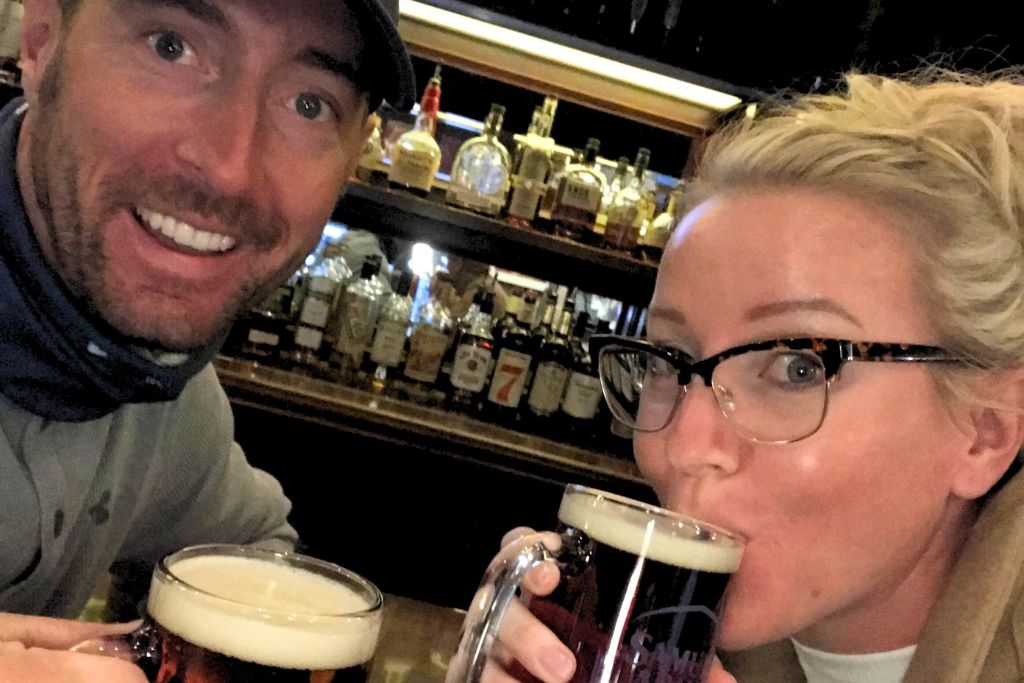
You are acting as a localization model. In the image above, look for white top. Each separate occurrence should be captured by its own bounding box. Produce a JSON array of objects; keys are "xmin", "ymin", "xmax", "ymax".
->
[{"xmin": 792, "ymin": 639, "xmax": 916, "ymax": 683}]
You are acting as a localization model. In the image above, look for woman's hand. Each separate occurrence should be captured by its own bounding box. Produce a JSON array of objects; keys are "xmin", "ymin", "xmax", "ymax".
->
[{"xmin": 0, "ymin": 612, "xmax": 148, "ymax": 683}]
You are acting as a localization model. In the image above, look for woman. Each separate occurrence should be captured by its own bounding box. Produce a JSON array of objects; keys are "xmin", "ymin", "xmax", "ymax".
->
[{"xmin": 477, "ymin": 72, "xmax": 1024, "ymax": 683}]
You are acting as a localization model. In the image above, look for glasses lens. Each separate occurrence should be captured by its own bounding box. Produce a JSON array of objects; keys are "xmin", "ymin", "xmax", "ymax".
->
[
  {"xmin": 712, "ymin": 348, "xmax": 828, "ymax": 442},
  {"xmin": 598, "ymin": 348, "xmax": 681, "ymax": 432}
]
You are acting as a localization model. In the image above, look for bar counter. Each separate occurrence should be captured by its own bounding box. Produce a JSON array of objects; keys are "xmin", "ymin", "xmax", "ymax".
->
[{"xmin": 369, "ymin": 594, "xmax": 465, "ymax": 683}]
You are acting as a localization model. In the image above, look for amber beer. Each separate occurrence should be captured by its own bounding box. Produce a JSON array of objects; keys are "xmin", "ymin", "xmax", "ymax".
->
[
  {"xmin": 524, "ymin": 488, "xmax": 742, "ymax": 683},
  {"xmin": 145, "ymin": 546, "xmax": 382, "ymax": 683}
]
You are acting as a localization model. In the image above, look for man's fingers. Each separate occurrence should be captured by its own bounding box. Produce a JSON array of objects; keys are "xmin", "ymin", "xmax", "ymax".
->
[
  {"xmin": 0, "ymin": 613, "xmax": 141, "ymax": 650},
  {"xmin": 495, "ymin": 599, "xmax": 575, "ymax": 683}
]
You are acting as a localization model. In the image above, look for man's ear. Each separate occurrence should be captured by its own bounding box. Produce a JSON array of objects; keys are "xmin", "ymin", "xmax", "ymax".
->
[
  {"xmin": 950, "ymin": 369, "xmax": 1024, "ymax": 500},
  {"xmin": 19, "ymin": 0, "xmax": 63, "ymax": 103}
]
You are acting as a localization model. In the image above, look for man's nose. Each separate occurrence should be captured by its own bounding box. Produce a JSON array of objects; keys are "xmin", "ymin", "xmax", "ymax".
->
[
  {"xmin": 175, "ymin": 89, "xmax": 263, "ymax": 196},
  {"xmin": 657, "ymin": 382, "xmax": 744, "ymax": 477}
]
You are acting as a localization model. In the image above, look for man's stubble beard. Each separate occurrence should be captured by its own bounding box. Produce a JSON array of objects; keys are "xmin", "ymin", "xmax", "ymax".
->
[{"xmin": 27, "ymin": 44, "xmax": 282, "ymax": 354}]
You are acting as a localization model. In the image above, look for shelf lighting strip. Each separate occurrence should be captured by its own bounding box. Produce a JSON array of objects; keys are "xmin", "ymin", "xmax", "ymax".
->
[{"xmin": 398, "ymin": 0, "xmax": 742, "ymax": 116}]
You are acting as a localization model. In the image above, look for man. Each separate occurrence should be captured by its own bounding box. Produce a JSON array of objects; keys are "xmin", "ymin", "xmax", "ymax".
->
[{"xmin": 0, "ymin": 0, "xmax": 414, "ymax": 679}]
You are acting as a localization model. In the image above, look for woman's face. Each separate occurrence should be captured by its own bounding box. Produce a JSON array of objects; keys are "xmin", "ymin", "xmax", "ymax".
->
[{"xmin": 639, "ymin": 189, "xmax": 978, "ymax": 653}]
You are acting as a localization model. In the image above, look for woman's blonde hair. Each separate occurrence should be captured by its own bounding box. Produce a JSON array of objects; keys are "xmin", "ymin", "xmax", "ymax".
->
[{"xmin": 687, "ymin": 70, "xmax": 1024, "ymax": 403}]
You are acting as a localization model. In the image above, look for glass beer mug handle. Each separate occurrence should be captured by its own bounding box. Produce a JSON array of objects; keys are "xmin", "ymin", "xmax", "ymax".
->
[
  {"xmin": 70, "ymin": 622, "xmax": 162, "ymax": 681},
  {"xmin": 446, "ymin": 538, "xmax": 555, "ymax": 683}
]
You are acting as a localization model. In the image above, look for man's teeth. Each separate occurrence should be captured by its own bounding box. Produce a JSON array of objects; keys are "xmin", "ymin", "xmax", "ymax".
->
[{"xmin": 136, "ymin": 208, "xmax": 237, "ymax": 253}]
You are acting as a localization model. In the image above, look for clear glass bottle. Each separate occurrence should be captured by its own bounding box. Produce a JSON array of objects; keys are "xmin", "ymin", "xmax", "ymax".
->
[
  {"xmin": 637, "ymin": 178, "xmax": 685, "ymax": 260},
  {"xmin": 507, "ymin": 106, "xmax": 556, "ymax": 227},
  {"xmin": 593, "ymin": 155, "xmax": 631, "ymax": 244},
  {"xmin": 368, "ymin": 270, "xmax": 417, "ymax": 389},
  {"xmin": 446, "ymin": 103, "xmax": 512, "ymax": 216},
  {"xmin": 331, "ymin": 256, "xmax": 386, "ymax": 379},
  {"xmin": 551, "ymin": 138, "xmax": 606, "ymax": 242},
  {"xmin": 388, "ymin": 66, "xmax": 442, "ymax": 197},
  {"xmin": 536, "ymin": 150, "xmax": 575, "ymax": 227},
  {"xmin": 400, "ymin": 275, "xmax": 454, "ymax": 405},
  {"xmin": 287, "ymin": 251, "xmax": 351, "ymax": 377},
  {"xmin": 605, "ymin": 147, "xmax": 654, "ymax": 251}
]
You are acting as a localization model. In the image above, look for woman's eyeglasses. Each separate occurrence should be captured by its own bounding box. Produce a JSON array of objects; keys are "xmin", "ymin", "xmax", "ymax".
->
[{"xmin": 589, "ymin": 335, "xmax": 964, "ymax": 444}]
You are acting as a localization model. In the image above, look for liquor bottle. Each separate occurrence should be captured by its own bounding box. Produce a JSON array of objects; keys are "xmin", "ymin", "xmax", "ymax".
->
[
  {"xmin": 388, "ymin": 65, "xmax": 442, "ymax": 197},
  {"xmin": 231, "ymin": 282, "xmax": 295, "ymax": 364},
  {"xmin": 446, "ymin": 292, "xmax": 495, "ymax": 413},
  {"xmin": 331, "ymin": 256, "xmax": 385, "ymax": 379},
  {"xmin": 492, "ymin": 294, "xmax": 523, "ymax": 343},
  {"xmin": 551, "ymin": 138, "xmax": 606, "ymax": 242},
  {"xmin": 592, "ymin": 156, "xmax": 631, "ymax": 244},
  {"xmin": 530, "ymin": 292, "xmax": 557, "ymax": 347},
  {"xmin": 507, "ymin": 106, "xmax": 556, "ymax": 227},
  {"xmin": 525, "ymin": 302, "xmax": 574, "ymax": 430},
  {"xmin": 559, "ymin": 312, "xmax": 604, "ymax": 438},
  {"xmin": 400, "ymin": 275, "xmax": 454, "ymax": 405},
  {"xmin": 536, "ymin": 150, "xmax": 574, "ymax": 227},
  {"xmin": 605, "ymin": 147, "xmax": 654, "ymax": 251},
  {"xmin": 286, "ymin": 249, "xmax": 351, "ymax": 377},
  {"xmin": 483, "ymin": 296, "xmax": 534, "ymax": 424},
  {"xmin": 355, "ymin": 113, "xmax": 386, "ymax": 182},
  {"xmin": 368, "ymin": 270, "xmax": 417, "ymax": 390},
  {"xmin": 637, "ymin": 178, "xmax": 685, "ymax": 260},
  {"xmin": 446, "ymin": 103, "xmax": 512, "ymax": 216}
]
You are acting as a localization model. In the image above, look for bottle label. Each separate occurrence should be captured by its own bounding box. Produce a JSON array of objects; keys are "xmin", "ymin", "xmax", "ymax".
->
[
  {"xmin": 486, "ymin": 348, "xmax": 533, "ymax": 407},
  {"xmin": 299, "ymin": 296, "xmax": 330, "ymax": 328},
  {"xmin": 389, "ymin": 147, "xmax": 440, "ymax": 191},
  {"xmin": 404, "ymin": 327, "xmax": 449, "ymax": 383},
  {"xmin": 334, "ymin": 296, "xmax": 377, "ymax": 358},
  {"xmin": 529, "ymin": 362, "xmax": 570, "ymax": 416},
  {"xmin": 294, "ymin": 325, "xmax": 323, "ymax": 351},
  {"xmin": 517, "ymin": 148, "xmax": 551, "ymax": 183},
  {"xmin": 604, "ymin": 218, "xmax": 640, "ymax": 250},
  {"xmin": 246, "ymin": 329, "xmax": 280, "ymax": 348},
  {"xmin": 507, "ymin": 179, "xmax": 545, "ymax": 220},
  {"xmin": 562, "ymin": 372, "xmax": 603, "ymax": 419},
  {"xmin": 451, "ymin": 344, "xmax": 493, "ymax": 393},
  {"xmin": 559, "ymin": 179, "xmax": 602, "ymax": 213},
  {"xmin": 370, "ymin": 319, "xmax": 408, "ymax": 368}
]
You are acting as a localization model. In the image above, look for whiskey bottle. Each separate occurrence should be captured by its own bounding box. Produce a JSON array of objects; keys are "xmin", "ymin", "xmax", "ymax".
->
[
  {"xmin": 525, "ymin": 303, "xmax": 574, "ymax": 430},
  {"xmin": 446, "ymin": 292, "xmax": 495, "ymax": 413},
  {"xmin": 483, "ymin": 296, "xmax": 534, "ymax": 424},
  {"xmin": 446, "ymin": 103, "xmax": 512, "ymax": 216},
  {"xmin": 591, "ymin": 155, "xmax": 630, "ymax": 244},
  {"xmin": 551, "ymin": 138, "xmax": 606, "ymax": 242},
  {"xmin": 638, "ymin": 178, "xmax": 685, "ymax": 260},
  {"xmin": 507, "ymin": 106, "xmax": 555, "ymax": 227},
  {"xmin": 388, "ymin": 65, "xmax": 442, "ymax": 197},
  {"xmin": 400, "ymin": 274, "xmax": 454, "ymax": 404},
  {"xmin": 605, "ymin": 147, "xmax": 654, "ymax": 251},
  {"xmin": 234, "ymin": 283, "xmax": 295, "ymax": 364},
  {"xmin": 559, "ymin": 312, "xmax": 604, "ymax": 438}
]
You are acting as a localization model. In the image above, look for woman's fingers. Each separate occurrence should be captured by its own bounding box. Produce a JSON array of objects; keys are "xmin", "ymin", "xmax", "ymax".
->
[
  {"xmin": 494, "ymin": 598, "xmax": 575, "ymax": 683},
  {"xmin": 0, "ymin": 613, "xmax": 141, "ymax": 651}
]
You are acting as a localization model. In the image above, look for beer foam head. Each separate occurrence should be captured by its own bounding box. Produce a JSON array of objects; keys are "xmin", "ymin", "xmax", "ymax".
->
[
  {"xmin": 148, "ymin": 555, "xmax": 381, "ymax": 670},
  {"xmin": 558, "ymin": 489, "xmax": 743, "ymax": 573}
]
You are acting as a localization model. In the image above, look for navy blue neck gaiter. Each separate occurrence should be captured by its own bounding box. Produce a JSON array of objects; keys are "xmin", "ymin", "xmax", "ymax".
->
[{"xmin": 0, "ymin": 99, "xmax": 220, "ymax": 421}]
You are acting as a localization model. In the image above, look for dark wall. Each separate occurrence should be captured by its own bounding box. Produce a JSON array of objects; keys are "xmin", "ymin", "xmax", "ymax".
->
[{"xmin": 232, "ymin": 402, "xmax": 653, "ymax": 610}]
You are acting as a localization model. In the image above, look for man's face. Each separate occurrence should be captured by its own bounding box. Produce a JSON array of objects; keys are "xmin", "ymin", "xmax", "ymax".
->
[{"xmin": 19, "ymin": 0, "xmax": 373, "ymax": 351}]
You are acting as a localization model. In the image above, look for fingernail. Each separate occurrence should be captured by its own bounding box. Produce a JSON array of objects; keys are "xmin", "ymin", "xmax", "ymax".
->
[{"xmin": 543, "ymin": 646, "xmax": 575, "ymax": 680}]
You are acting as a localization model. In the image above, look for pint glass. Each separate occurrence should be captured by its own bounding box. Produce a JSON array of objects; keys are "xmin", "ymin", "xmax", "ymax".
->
[
  {"xmin": 73, "ymin": 544, "xmax": 383, "ymax": 683},
  {"xmin": 447, "ymin": 485, "xmax": 744, "ymax": 683}
]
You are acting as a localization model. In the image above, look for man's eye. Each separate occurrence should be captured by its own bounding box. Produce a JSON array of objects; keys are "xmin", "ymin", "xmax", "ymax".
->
[
  {"xmin": 146, "ymin": 31, "xmax": 196, "ymax": 65},
  {"xmin": 290, "ymin": 93, "xmax": 335, "ymax": 122}
]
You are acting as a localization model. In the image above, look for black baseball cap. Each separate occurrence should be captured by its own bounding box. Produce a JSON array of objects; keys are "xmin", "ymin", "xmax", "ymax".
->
[{"xmin": 344, "ymin": 0, "xmax": 416, "ymax": 111}]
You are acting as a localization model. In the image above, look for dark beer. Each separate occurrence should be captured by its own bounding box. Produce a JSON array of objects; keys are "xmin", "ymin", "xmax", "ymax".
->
[
  {"xmin": 526, "ymin": 489, "xmax": 742, "ymax": 683},
  {"xmin": 147, "ymin": 553, "xmax": 381, "ymax": 683}
]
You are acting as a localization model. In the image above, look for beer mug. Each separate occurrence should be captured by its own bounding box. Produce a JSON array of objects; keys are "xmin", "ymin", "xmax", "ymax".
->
[
  {"xmin": 72, "ymin": 544, "xmax": 383, "ymax": 682},
  {"xmin": 447, "ymin": 485, "xmax": 744, "ymax": 683}
]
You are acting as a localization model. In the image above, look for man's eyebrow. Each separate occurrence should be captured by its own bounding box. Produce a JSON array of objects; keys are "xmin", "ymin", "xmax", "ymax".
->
[
  {"xmin": 744, "ymin": 298, "xmax": 864, "ymax": 327},
  {"xmin": 299, "ymin": 48, "xmax": 364, "ymax": 92},
  {"xmin": 112, "ymin": 0, "xmax": 227, "ymax": 27}
]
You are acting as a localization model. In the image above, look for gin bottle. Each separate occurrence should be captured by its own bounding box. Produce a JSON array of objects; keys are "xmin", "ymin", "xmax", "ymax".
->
[
  {"xmin": 331, "ymin": 256, "xmax": 385, "ymax": 378},
  {"xmin": 447, "ymin": 103, "xmax": 512, "ymax": 216},
  {"xmin": 368, "ymin": 270, "xmax": 417, "ymax": 388}
]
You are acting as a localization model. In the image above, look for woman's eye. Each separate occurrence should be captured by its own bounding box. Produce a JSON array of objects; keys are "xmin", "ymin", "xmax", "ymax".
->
[
  {"xmin": 762, "ymin": 352, "xmax": 823, "ymax": 387},
  {"xmin": 146, "ymin": 31, "xmax": 196, "ymax": 65},
  {"xmin": 290, "ymin": 93, "xmax": 335, "ymax": 122}
]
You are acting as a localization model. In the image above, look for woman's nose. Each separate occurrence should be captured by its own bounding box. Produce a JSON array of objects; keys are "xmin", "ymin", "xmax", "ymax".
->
[{"xmin": 654, "ymin": 382, "xmax": 744, "ymax": 477}]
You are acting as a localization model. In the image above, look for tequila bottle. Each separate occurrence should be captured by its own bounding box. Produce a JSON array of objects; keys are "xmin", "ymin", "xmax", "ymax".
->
[
  {"xmin": 388, "ymin": 66, "xmax": 442, "ymax": 197},
  {"xmin": 605, "ymin": 147, "xmax": 654, "ymax": 251},
  {"xmin": 551, "ymin": 138, "xmax": 606, "ymax": 241},
  {"xmin": 446, "ymin": 103, "xmax": 512, "ymax": 216}
]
